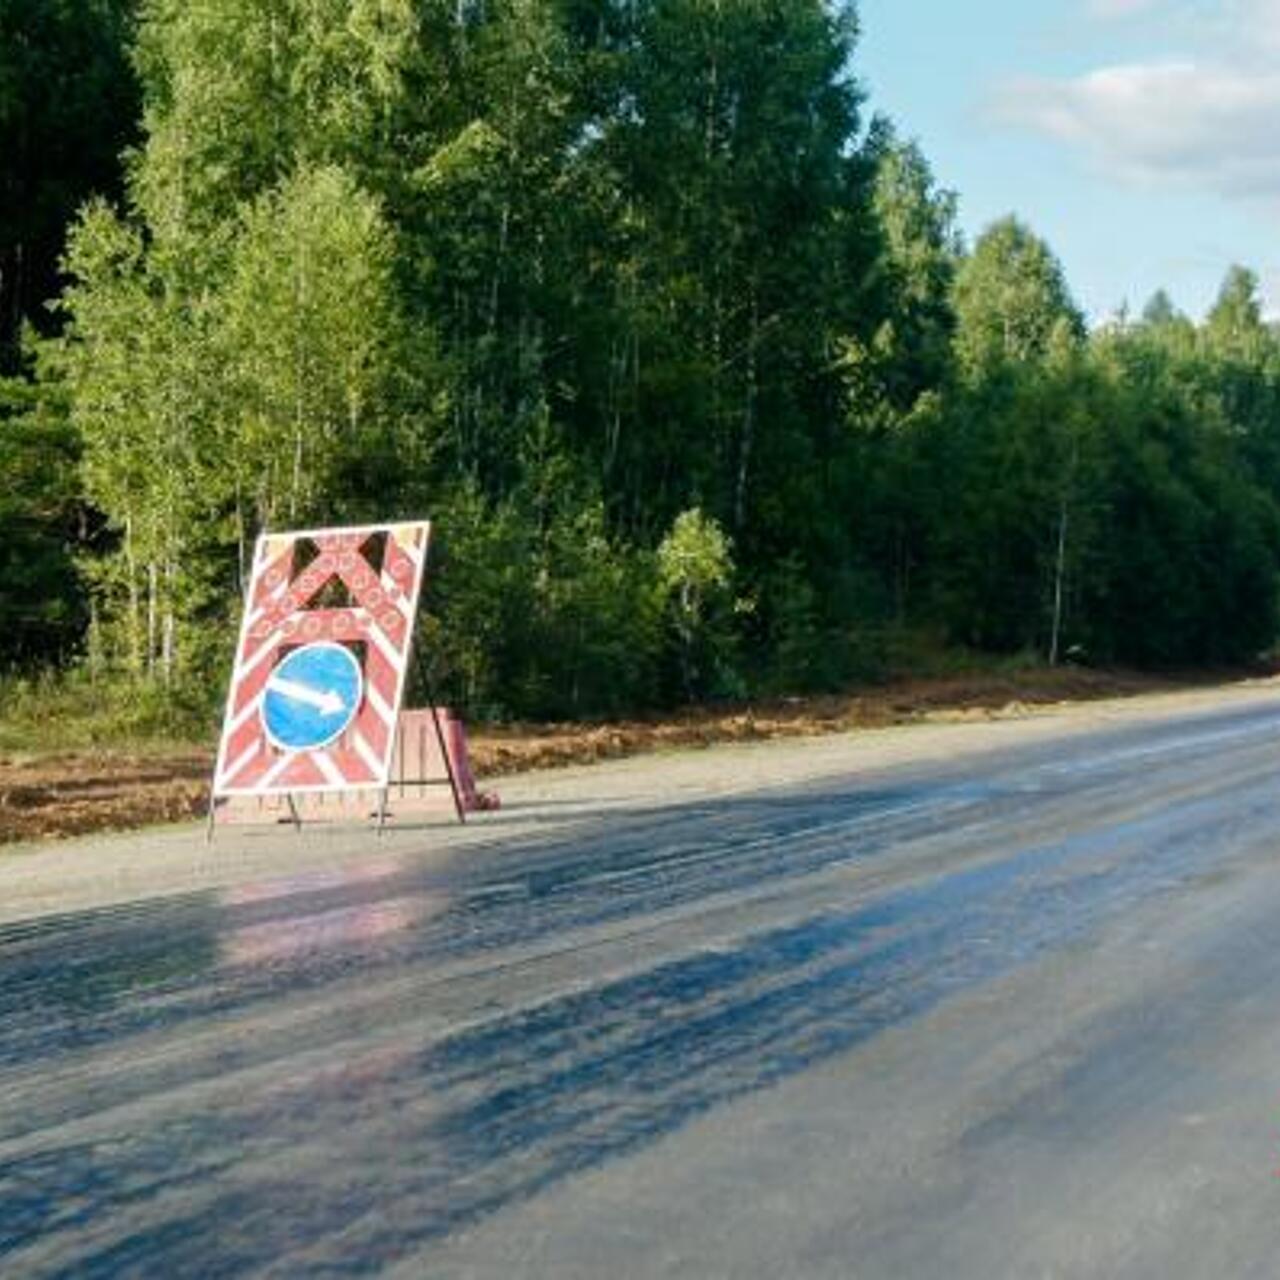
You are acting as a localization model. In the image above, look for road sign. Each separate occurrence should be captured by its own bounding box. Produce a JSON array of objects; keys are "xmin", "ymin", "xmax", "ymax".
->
[
  {"xmin": 261, "ymin": 642, "xmax": 363, "ymax": 752},
  {"xmin": 210, "ymin": 520, "xmax": 431, "ymax": 802}
]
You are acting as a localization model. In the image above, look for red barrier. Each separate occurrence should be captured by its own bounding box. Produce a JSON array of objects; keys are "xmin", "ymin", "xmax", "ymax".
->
[
  {"xmin": 392, "ymin": 708, "xmax": 500, "ymax": 813},
  {"xmin": 444, "ymin": 711, "xmax": 501, "ymax": 812}
]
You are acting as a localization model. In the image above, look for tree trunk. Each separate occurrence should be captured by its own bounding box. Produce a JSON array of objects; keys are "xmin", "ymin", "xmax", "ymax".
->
[
  {"xmin": 291, "ymin": 225, "xmax": 308, "ymax": 520},
  {"xmin": 235, "ymin": 481, "xmax": 248, "ymax": 596},
  {"xmin": 606, "ymin": 336, "xmax": 623, "ymax": 478},
  {"xmin": 147, "ymin": 559, "xmax": 158, "ymax": 678},
  {"xmin": 734, "ymin": 289, "xmax": 759, "ymax": 530},
  {"xmin": 162, "ymin": 559, "xmax": 176, "ymax": 685},
  {"xmin": 125, "ymin": 515, "xmax": 142, "ymax": 675},
  {"xmin": 88, "ymin": 597, "xmax": 101, "ymax": 684},
  {"xmin": 895, "ymin": 518, "xmax": 910, "ymax": 624},
  {"xmin": 0, "ymin": 241, "xmax": 25, "ymax": 374},
  {"xmin": 1049, "ymin": 496, "xmax": 1068, "ymax": 666},
  {"xmin": 1049, "ymin": 434, "xmax": 1080, "ymax": 666}
]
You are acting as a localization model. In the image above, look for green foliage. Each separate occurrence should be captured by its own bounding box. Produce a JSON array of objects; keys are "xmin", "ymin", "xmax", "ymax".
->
[
  {"xmin": 520, "ymin": 503, "xmax": 662, "ymax": 717},
  {"xmin": 657, "ymin": 508, "xmax": 737, "ymax": 699},
  {"xmin": 220, "ymin": 164, "xmax": 406, "ymax": 527},
  {"xmin": 0, "ymin": 350, "xmax": 85, "ymax": 667},
  {"xmin": 411, "ymin": 485, "xmax": 528, "ymax": 719},
  {"xmin": 131, "ymin": 0, "xmax": 419, "ymax": 228},
  {"xmin": 0, "ymin": 0, "xmax": 139, "ymax": 370},
  {"xmin": 418, "ymin": 485, "xmax": 661, "ymax": 719},
  {"xmin": 0, "ymin": 667, "xmax": 213, "ymax": 753},
  {"xmin": 952, "ymin": 216, "xmax": 1083, "ymax": 377},
  {"xmin": 865, "ymin": 132, "xmax": 960, "ymax": 409},
  {"xmin": 893, "ymin": 262, "xmax": 1280, "ymax": 670},
  {"xmin": 9, "ymin": 2, "xmax": 1280, "ymax": 737}
]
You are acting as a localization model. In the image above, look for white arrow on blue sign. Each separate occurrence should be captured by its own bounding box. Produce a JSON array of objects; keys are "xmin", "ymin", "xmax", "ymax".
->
[{"xmin": 261, "ymin": 642, "xmax": 363, "ymax": 752}]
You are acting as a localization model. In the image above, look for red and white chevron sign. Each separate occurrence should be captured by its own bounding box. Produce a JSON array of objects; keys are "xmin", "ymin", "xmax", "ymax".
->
[{"xmin": 212, "ymin": 520, "xmax": 430, "ymax": 797}]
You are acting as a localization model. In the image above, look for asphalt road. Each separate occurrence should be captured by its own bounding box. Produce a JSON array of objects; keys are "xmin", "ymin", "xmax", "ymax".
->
[{"xmin": 5, "ymin": 689, "xmax": 1280, "ymax": 1277}]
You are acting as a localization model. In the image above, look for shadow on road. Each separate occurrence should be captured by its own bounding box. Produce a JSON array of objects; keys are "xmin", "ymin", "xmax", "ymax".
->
[{"xmin": 2, "ymin": 703, "xmax": 1278, "ymax": 1273}]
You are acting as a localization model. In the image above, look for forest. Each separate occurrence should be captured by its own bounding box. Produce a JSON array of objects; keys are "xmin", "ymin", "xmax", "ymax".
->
[{"xmin": 5, "ymin": 0, "xmax": 1280, "ymax": 728}]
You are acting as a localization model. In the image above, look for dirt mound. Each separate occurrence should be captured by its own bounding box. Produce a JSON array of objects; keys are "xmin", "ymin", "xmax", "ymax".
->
[
  {"xmin": 0, "ymin": 667, "xmax": 1211, "ymax": 846},
  {"xmin": 0, "ymin": 753, "xmax": 211, "ymax": 844}
]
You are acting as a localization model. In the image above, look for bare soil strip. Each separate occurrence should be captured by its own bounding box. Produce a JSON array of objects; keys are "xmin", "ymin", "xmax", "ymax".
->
[{"xmin": 0, "ymin": 667, "xmax": 1244, "ymax": 845}]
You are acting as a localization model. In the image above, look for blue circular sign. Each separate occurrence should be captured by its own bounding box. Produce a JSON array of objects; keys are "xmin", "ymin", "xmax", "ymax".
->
[{"xmin": 261, "ymin": 642, "xmax": 363, "ymax": 752}]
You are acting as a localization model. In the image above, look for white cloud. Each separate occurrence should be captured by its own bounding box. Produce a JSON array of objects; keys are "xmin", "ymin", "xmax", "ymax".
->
[
  {"xmin": 994, "ymin": 53, "xmax": 1280, "ymax": 198},
  {"xmin": 1221, "ymin": 0, "xmax": 1280, "ymax": 51},
  {"xmin": 991, "ymin": 1, "xmax": 1280, "ymax": 198},
  {"xmin": 1085, "ymin": 0, "xmax": 1162, "ymax": 18}
]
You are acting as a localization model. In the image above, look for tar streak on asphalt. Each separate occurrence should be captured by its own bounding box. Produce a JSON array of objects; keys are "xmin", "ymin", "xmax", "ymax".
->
[{"xmin": 1, "ymin": 704, "xmax": 1278, "ymax": 1274}]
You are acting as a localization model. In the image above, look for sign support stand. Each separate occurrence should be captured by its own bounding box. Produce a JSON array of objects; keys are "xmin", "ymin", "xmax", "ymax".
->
[
  {"xmin": 208, "ymin": 520, "xmax": 432, "ymax": 839},
  {"xmin": 412, "ymin": 642, "xmax": 467, "ymax": 826},
  {"xmin": 205, "ymin": 519, "xmax": 475, "ymax": 840}
]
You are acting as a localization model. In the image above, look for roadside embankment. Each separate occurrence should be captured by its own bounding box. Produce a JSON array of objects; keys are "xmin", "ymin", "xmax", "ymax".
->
[{"xmin": 0, "ymin": 665, "xmax": 1263, "ymax": 845}]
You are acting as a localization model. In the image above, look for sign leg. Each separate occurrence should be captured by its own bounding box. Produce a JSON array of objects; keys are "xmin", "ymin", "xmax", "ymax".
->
[
  {"xmin": 285, "ymin": 793, "xmax": 302, "ymax": 833},
  {"xmin": 414, "ymin": 641, "xmax": 466, "ymax": 826},
  {"xmin": 431, "ymin": 705, "xmax": 466, "ymax": 825}
]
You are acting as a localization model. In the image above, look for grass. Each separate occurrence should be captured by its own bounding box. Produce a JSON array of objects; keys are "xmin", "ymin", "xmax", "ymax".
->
[
  {"xmin": 0, "ymin": 630, "xmax": 1258, "ymax": 762},
  {"xmin": 0, "ymin": 669, "xmax": 216, "ymax": 757}
]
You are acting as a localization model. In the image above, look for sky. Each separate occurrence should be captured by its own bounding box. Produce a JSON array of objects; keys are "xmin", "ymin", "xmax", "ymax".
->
[{"xmin": 857, "ymin": 0, "xmax": 1280, "ymax": 324}]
